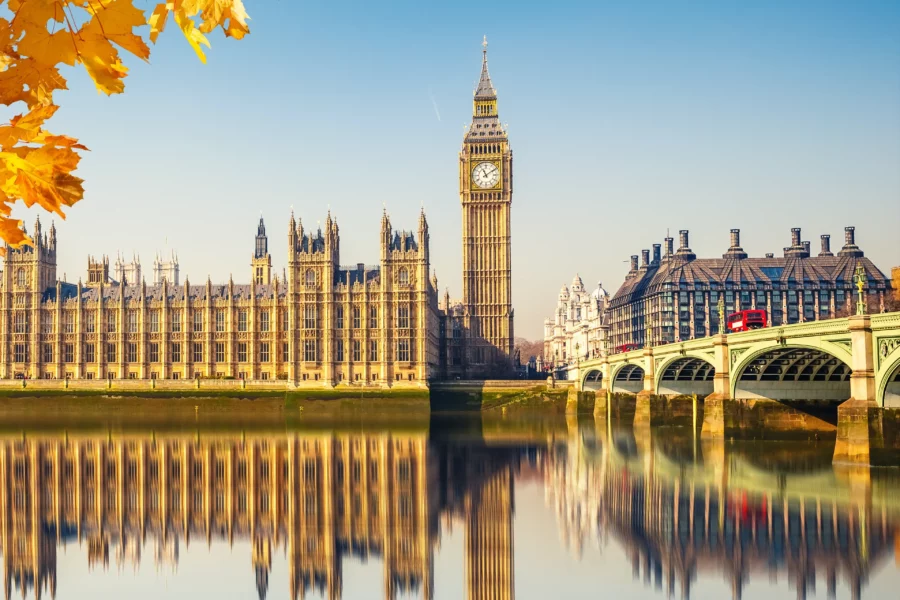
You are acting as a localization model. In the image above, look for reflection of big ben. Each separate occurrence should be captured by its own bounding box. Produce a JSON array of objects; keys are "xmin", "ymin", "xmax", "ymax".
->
[
  {"xmin": 460, "ymin": 37, "xmax": 514, "ymax": 375},
  {"xmin": 465, "ymin": 465, "xmax": 514, "ymax": 600}
]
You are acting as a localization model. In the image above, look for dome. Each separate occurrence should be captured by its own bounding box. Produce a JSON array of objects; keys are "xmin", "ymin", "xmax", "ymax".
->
[
  {"xmin": 571, "ymin": 274, "xmax": 585, "ymax": 291},
  {"xmin": 591, "ymin": 282, "xmax": 608, "ymax": 300},
  {"xmin": 559, "ymin": 284, "xmax": 569, "ymax": 299}
]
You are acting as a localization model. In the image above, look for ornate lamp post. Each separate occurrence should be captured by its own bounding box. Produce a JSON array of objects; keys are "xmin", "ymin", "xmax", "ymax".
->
[
  {"xmin": 853, "ymin": 264, "xmax": 867, "ymax": 316},
  {"xmin": 717, "ymin": 295, "xmax": 726, "ymax": 334}
]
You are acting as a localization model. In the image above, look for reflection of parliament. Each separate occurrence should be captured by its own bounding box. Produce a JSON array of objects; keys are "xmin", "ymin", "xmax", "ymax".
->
[
  {"xmin": 0, "ymin": 433, "xmax": 516, "ymax": 600},
  {"xmin": 0, "ymin": 40, "xmax": 514, "ymax": 383}
]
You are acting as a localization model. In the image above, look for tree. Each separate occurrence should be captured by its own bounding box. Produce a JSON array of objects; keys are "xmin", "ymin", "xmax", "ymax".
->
[
  {"xmin": 0, "ymin": 0, "xmax": 250, "ymax": 254},
  {"xmin": 514, "ymin": 338, "xmax": 544, "ymax": 364}
]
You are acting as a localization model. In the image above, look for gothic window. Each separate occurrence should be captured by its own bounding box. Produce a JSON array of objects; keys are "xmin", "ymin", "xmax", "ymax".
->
[
  {"xmin": 107, "ymin": 343, "xmax": 117, "ymax": 363},
  {"xmin": 62, "ymin": 310, "xmax": 75, "ymax": 333},
  {"xmin": 41, "ymin": 311, "xmax": 53, "ymax": 333},
  {"xmin": 193, "ymin": 311, "xmax": 203, "ymax": 332},
  {"xmin": 14, "ymin": 343, "xmax": 27, "ymax": 363},
  {"xmin": 352, "ymin": 340, "xmax": 361, "ymax": 362},
  {"xmin": 305, "ymin": 269, "xmax": 316, "ymax": 287},
  {"xmin": 127, "ymin": 343, "xmax": 138, "ymax": 363},
  {"xmin": 352, "ymin": 306, "xmax": 361, "ymax": 329},
  {"xmin": 369, "ymin": 340, "xmax": 378, "ymax": 362},
  {"xmin": 336, "ymin": 306, "xmax": 344, "ymax": 329},
  {"xmin": 303, "ymin": 340, "xmax": 317, "ymax": 362},
  {"xmin": 13, "ymin": 312, "xmax": 26, "ymax": 334},
  {"xmin": 15, "ymin": 268, "xmax": 24, "ymax": 288},
  {"xmin": 303, "ymin": 306, "xmax": 316, "ymax": 329},
  {"xmin": 397, "ymin": 340, "xmax": 410, "ymax": 362},
  {"xmin": 215, "ymin": 310, "xmax": 225, "ymax": 332},
  {"xmin": 149, "ymin": 343, "xmax": 160, "ymax": 363},
  {"xmin": 336, "ymin": 340, "xmax": 344, "ymax": 362},
  {"xmin": 238, "ymin": 310, "xmax": 248, "ymax": 332},
  {"xmin": 85, "ymin": 344, "xmax": 95, "ymax": 363},
  {"xmin": 171, "ymin": 311, "xmax": 182, "ymax": 333},
  {"xmin": 260, "ymin": 342, "xmax": 270, "ymax": 363},
  {"xmin": 127, "ymin": 311, "xmax": 138, "ymax": 333},
  {"xmin": 171, "ymin": 342, "xmax": 181, "ymax": 363},
  {"xmin": 107, "ymin": 311, "xmax": 117, "ymax": 333},
  {"xmin": 215, "ymin": 343, "xmax": 225, "ymax": 362},
  {"xmin": 397, "ymin": 306, "xmax": 409, "ymax": 329},
  {"xmin": 43, "ymin": 344, "xmax": 53, "ymax": 363},
  {"xmin": 369, "ymin": 306, "xmax": 378, "ymax": 329},
  {"xmin": 149, "ymin": 311, "xmax": 159, "ymax": 333},
  {"xmin": 282, "ymin": 342, "xmax": 289, "ymax": 362},
  {"xmin": 64, "ymin": 343, "xmax": 74, "ymax": 363},
  {"xmin": 260, "ymin": 310, "xmax": 270, "ymax": 332},
  {"xmin": 398, "ymin": 268, "xmax": 409, "ymax": 286},
  {"xmin": 282, "ymin": 309, "xmax": 288, "ymax": 330},
  {"xmin": 192, "ymin": 342, "xmax": 203, "ymax": 362},
  {"xmin": 237, "ymin": 342, "xmax": 248, "ymax": 362}
]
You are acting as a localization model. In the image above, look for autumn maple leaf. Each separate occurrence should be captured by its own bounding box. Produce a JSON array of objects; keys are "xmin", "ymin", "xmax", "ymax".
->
[{"xmin": 0, "ymin": 0, "xmax": 250, "ymax": 252}]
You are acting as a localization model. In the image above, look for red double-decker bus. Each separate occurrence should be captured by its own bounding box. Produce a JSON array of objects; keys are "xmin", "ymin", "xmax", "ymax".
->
[
  {"xmin": 726, "ymin": 309, "xmax": 768, "ymax": 333},
  {"xmin": 615, "ymin": 343, "xmax": 640, "ymax": 353}
]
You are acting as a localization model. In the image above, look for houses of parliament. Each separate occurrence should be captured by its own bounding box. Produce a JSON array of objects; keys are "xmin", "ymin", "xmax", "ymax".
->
[
  {"xmin": 0, "ymin": 39, "xmax": 514, "ymax": 384},
  {"xmin": 0, "ymin": 431, "xmax": 516, "ymax": 600}
]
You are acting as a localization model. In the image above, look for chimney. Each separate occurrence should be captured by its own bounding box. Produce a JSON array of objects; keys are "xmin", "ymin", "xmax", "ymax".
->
[
  {"xmin": 640, "ymin": 249, "xmax": 650, "ymax": 268},
  {"xmin": 791, "ymin": 227, "xmax": 801, "ymax": 247},
  {"xmin": 630, "ymin": 255, "xmax": 639, "ymax": 272},
  {"xmin": 652, "ymin": 244, "xmax": 661, "ymax": 265},
  {"xmin": 785, "ymin": 227, "xmax": 806, "ymax": 257},
  {"xmin": 765, "ymin": 253, "xmax": 774, "ymax": 258},
  {"xmin": 802, "ymin": 241, "xmax": 810, "ymax": 256},
  {"xmin": 838, "ymin": 225, "xmax": 863, "ymax": 257},
  {"xmin": 664, "ymin": 237, "xmax": 674, "ymax": 258},
  {"xmin": 819, "ymin": 234, "xmax": 833, "ymax": 257},
  {"xmin": 675, "ymin": 230, "xmax": 696, "ymax": 260},
  {"xmin": 724, "ymin": 228, "xmax": 748, "ymax": 259}
]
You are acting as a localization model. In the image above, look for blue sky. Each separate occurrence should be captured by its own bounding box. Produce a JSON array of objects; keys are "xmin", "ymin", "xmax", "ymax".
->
[{"xmin": 15, "ymin": 0, "xmax": 900, "ymax": 339}]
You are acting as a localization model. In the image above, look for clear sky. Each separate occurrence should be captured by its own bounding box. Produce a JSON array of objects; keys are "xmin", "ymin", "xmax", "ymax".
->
[{"xmin": 13, "ymin": 0, "xmax": 900, "ymax": 340}]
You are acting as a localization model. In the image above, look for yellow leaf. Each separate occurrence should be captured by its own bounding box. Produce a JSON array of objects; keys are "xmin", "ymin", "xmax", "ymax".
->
[
  {"xmin": 0, "ymin": 215, "xmax": 31, "ymax": 250},
  {"xmin": 0, "ymin": 145, "xmax": 84, "ymax": 217},
  {"xmin": 0, "ymin": 58, "xmax": 67, "ymax": 108},
  {"xmin": 148, "ymin": 2, "xmax": 174, "ymax": 43},
  {"xmin": 81, "ymin": 0, "xmax": 151, "ymax": 61},
  {"xmin": 13, "ymin": 1, "xmax": 78, "ymax": 68},
  {"xmin": 175, "ymin": 7, "xmax": 211, "ymax": 64}
]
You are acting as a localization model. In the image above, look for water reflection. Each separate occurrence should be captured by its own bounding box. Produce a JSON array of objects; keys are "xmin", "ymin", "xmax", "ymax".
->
[{"xmin": 1, "ymin": 420, "xmax": 898, "ymax": 599}]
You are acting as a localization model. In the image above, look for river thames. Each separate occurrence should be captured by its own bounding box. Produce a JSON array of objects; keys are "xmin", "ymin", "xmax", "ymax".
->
[{"xmin": 2, "ymin": 406, "xmax": 899, "ymax": 600}]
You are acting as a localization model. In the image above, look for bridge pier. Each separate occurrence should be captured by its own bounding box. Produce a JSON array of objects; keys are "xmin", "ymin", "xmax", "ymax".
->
[
  {"xmin": 834, "ymin": 316, "xmax": 884, "ymax": 466},
  {"xmin": 701, "ymin": 334, "xmax": 734, "ymax": 439}
]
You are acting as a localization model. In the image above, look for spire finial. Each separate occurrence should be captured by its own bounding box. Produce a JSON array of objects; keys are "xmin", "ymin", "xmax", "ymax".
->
[{"xmin": 482, "ymin": 35, "xmax": 488, "ymax": 56}]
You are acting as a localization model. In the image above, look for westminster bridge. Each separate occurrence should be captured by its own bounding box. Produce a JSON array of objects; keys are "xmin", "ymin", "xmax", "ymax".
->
[
  {"xmin": 3, "ymin": 427, "xmax": 900, "ymax": 599},
  {"xmin": 565, "ymin": 313, "xmax": 900, "ymax": 465}
]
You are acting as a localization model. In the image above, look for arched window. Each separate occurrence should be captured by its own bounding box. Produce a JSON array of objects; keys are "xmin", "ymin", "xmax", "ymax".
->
[
  {"xmin": 16, "ymin": 268, "xmax": 24, "ymax": 288},
  {"xmin": 305, "ymin": 269, "xmax": 316, "ymax": 287},
  {"xmin": 398, "ymin": 268, "xmax": 409, "ymax": 286}
]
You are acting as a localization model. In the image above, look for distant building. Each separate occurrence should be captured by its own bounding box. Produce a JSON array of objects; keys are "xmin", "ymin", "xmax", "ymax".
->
[
  {"xmin": 608, "ymin": 227, "xmax": 892, "ymax": 349},
  {"xmin": 153, "ymin": 249, "xmax": 180, "ymax": 286},
  {"xmin": 892, "ymin": 266, "xmax": 900, "ymax": 302},
  {"xmin": 543, "ymin": 275, "xmax": 609, "ymax": 375}
]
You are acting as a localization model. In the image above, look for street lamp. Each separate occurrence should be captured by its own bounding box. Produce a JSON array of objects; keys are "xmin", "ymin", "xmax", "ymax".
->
[{"xmin": 853, "ymin": 264, "xmax": 867, "ymax": 316}]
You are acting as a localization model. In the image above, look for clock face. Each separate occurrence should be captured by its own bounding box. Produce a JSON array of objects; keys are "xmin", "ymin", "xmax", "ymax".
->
[{"xmin": 472, "ymin": 162, "xmax": 500, "ymax": 189}]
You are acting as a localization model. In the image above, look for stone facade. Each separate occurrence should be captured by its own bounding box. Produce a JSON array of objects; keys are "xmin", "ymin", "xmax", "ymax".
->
[
  {"xmin": 0, "ymin": 213, "xmax": 440, "ymax": 385},
  {"xmin": 542, "ymin": 275, "xmax": 609, "ymax": 376},
  {"xmin": 607, "ymin": 227, "xmax": 892, "ymax": 349}
]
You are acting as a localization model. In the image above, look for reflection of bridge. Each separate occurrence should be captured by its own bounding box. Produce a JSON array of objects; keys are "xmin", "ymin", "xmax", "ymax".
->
[
  {"xmin": 0, "ymin": 433, "xmax": 519, "ymax": 600},
  {"xmin": 544, "ymin": 423, "xmax": 900, "ymax": 600},
  {"xmin": 568, "ymin": 313, "xmax": 900, "ymax": 464}
]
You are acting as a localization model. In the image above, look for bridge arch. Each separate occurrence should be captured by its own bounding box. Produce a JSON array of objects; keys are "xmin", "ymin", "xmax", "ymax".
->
[
  {"xmin": 581, "ymin": 368, "xmax": 604, "ymax": 391},
  {"xmin": 730, "ymin": 341, "xmax": 853, "ymax": 403},
  {"xmin": 654, "ymin": 353, "xmax": 715, "ymax": 397},
  {"xmin": 610, "ymin": 362, "xmax": 644, "ymax": 394},
  {"xmin": 877, "ymin": 347, "xmax": 900, "ymax": 408}
]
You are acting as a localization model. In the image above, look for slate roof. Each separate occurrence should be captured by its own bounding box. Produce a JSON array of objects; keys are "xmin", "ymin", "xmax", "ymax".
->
[{"xmin": 611, "ymin": 253, "xmax": 891, "ymax": 308}]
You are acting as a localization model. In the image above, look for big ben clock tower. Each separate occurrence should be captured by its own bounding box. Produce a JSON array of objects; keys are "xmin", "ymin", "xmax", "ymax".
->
[{"xmin": 460, "ymin": 37, "xmax": 514, "ymax": 375}]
